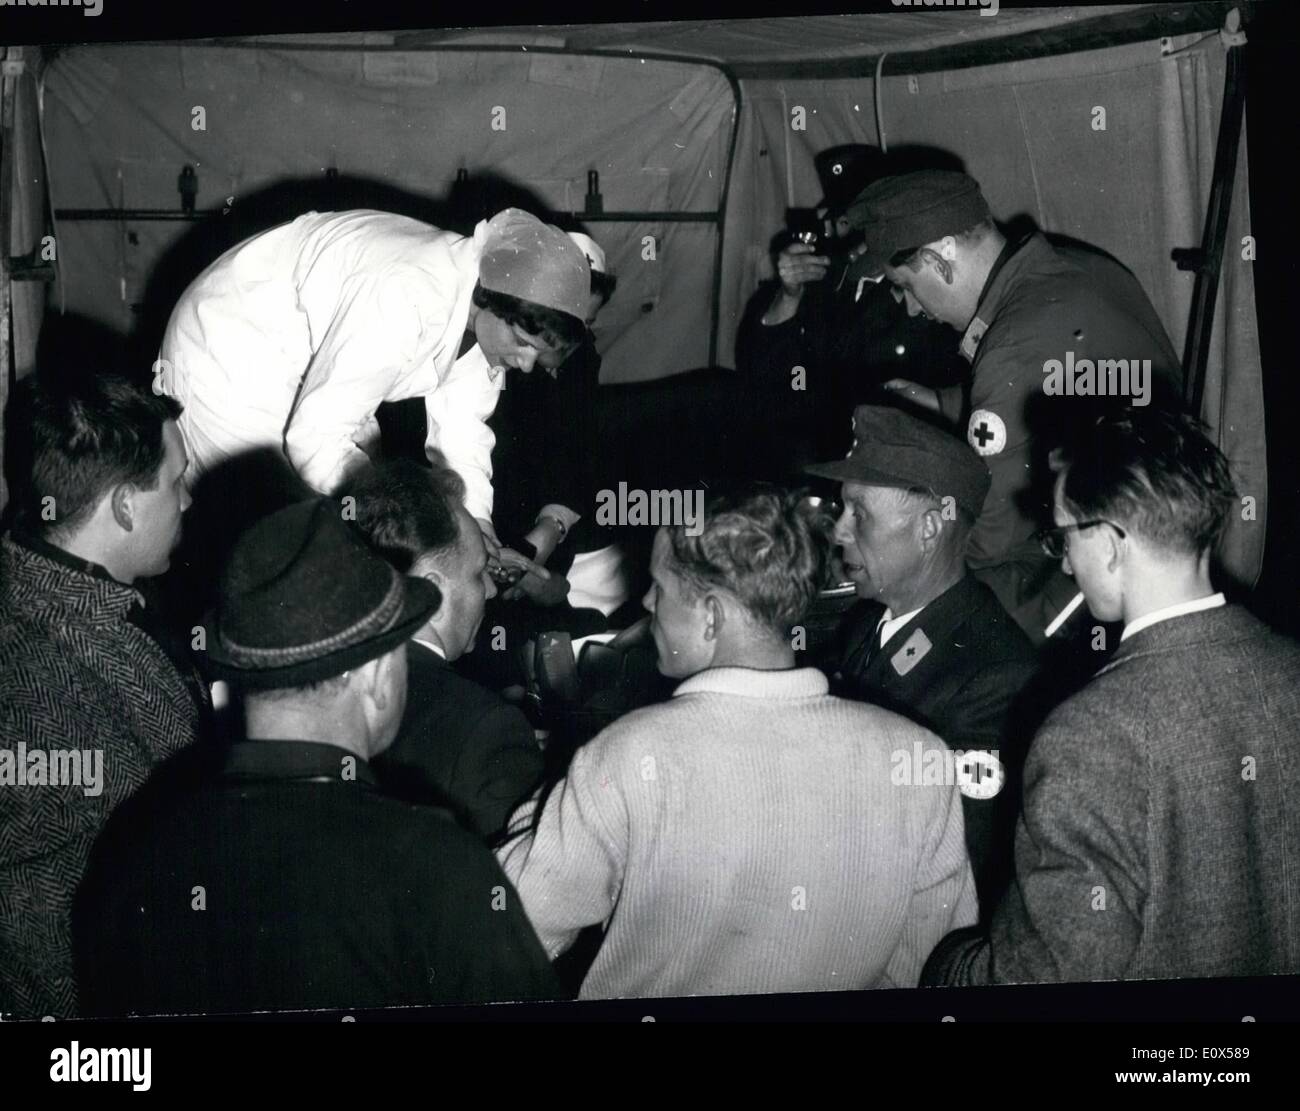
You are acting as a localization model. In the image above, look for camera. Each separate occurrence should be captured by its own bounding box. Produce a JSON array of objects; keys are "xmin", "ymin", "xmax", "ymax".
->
[{"xmin": 787, "ymin": 209, "xmax": 824, "ymax": 251}]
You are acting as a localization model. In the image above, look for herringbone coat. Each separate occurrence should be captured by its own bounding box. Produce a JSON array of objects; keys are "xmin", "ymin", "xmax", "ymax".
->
[{"xmin": 0, "ymin": 536, "xmax": 200, "ymax": 1017}]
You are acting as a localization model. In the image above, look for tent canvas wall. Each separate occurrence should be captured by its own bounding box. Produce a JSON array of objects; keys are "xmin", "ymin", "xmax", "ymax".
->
[{"xmin": 0, "ymin": 3, "xmax": 1268, "ymax": 589}]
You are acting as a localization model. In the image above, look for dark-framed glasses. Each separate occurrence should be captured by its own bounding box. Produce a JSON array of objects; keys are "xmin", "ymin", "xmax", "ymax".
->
[{"xmin": 1036, "ymin": 520, "xmax": 1127, "ymax": 559}]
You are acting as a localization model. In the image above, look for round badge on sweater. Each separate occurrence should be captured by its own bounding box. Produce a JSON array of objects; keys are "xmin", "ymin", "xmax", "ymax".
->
[{"xmin": 967, "ymin": 409, "xmax": 1007, "ymax": 457}]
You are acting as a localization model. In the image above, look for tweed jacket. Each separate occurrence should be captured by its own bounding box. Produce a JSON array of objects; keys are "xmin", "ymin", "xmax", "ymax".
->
[
  {"xmin": 0, "ymin": 535, "xmax": 200, "ymax": 1017},
  {"xmin": 923, "ymin": 605, "xmax": 1300, "ymax": 985}
]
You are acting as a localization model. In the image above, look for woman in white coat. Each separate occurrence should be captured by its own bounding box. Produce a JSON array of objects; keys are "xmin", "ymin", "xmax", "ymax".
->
[{"xmin": 155, "ymin": 206, "xmax": 590, "ymax": 555}]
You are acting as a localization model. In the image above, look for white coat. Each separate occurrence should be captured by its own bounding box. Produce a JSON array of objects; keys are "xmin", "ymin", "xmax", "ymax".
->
[{"xmin": 158, "ymin": 209, "xmax": 503, "ymax": 521}]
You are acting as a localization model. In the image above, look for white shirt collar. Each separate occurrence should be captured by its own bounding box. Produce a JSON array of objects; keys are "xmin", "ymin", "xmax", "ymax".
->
[
  {"xmin": 877, "ymin": 605, "xmax": 925, "ymax": 648},
  {"xmin": 413, "ymin": 635, "xmax": 447, "ymax": 660},
  {"xmin": 1120, "ymin": 593, "xmax": 1225, "ymax": 642}
]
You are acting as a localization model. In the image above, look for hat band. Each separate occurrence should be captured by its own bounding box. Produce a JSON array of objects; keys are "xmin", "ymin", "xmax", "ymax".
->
[{"xmin": 216, "ymin": 569, "xmax": 407, "ymax": 668}]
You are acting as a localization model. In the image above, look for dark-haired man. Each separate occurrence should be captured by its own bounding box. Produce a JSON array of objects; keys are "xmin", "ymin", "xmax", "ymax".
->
[
  {"xmin": 74, "ymin": 498, "xmax": 559, "ymax": 1014},
  {"xmin": 0, "ymin": 373, "xmax": 201, "ymax": 1018},
  {"xmin": 350, "ymin": 459, "xmax": 543, "ymax": 840},
  {"xmin": 847, "ymin": 171, "xmax": 1182, "ymax": 642},
  {"xmin": 157, "ymin": 206, "xmax": 590, "ymax": 557},
  {"xmin": 924, "ymin": 409, "xmax": 1300, "ymax": 985},
  {"xmin": 499, "ymin": 486, "xmax": 975, "ymax": 998}
]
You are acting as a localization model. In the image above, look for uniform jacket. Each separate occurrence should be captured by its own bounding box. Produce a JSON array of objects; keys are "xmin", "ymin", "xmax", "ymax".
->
[
  {"xmin": 830, "ymin": 576, "xmax": 1041, "ymax": 918},
  {"xmin": 940, "ymin": 232, "xmax": 1182, "ymax": 638},
  {"xmin": 923, "ymin": 605, "xmax": 1300, "ymax": 986},
  {"xmin": 373, "ymin": 641, "xmax": 543, "ymax": 841},
  {"xmin": 159, "ymin": 210, "xmax": 504, "ymax": 520},
  {"xmin": 74, "ymin": 740, "xmax": 560, "ymax": 1015},
  {"xmin": 0, "ymin": 535, "xmax": 201, "ymax": 1018}
]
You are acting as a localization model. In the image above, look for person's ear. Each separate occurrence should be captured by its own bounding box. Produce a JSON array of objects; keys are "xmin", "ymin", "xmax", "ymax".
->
[
  {"xmin": 918, "ymin": 507, "xmax": 942, "ymax": 553},
  {"xmin": 1105, "ymin": 528, "xmax": 1127, "ymax": 573},
  {"xmin": 921, "ymin": 242, "xmax": 954, "ymax": 284},
  {"xmin": 414, "ymin": 560, "xmax": 448, "ymax": 616},
  {"xmin": 703, "ymin": 593, "xmax": 726, "ymax": 642},
  {"xmin": 110, "ymin": 484, "xmax": 135, "ymax": 532},
  {"xmin": 355, "ymin": 656, "xmax": 390, "ymax": 713}
]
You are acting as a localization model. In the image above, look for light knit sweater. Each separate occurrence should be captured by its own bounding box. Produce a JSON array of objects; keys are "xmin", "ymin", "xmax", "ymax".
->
[{"xmin": 497, "ymin": 666, "xmax": 977, "ymax": 999}]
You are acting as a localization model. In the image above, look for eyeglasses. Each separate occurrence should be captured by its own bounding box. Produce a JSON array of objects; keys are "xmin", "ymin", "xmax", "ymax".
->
[{"xmin": 1035, "ymin": 520, "xmax": 1127, "ymax": 559}]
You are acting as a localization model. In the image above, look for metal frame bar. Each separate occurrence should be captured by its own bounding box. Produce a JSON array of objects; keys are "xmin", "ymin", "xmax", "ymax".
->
[
  {"xmin": 0, "ymin": 48, "xmax": 19, "ymax": 516},
  {"xmin": 1180, "ymin": 41, "xmax": 1248, "ymax": 412}
]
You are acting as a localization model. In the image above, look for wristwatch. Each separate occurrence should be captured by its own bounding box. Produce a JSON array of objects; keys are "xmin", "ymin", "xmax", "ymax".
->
[{"xmin": 540, "ymin": 514, "xmax": 568, "ymax": 544}]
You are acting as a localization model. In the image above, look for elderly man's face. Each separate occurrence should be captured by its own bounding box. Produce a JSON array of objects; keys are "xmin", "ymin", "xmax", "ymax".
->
[
  {"xmin": 832, "ymin": 481, "xmax": 926, "ymax": 609},
  {"xmin": 642, "ymin": 529, "xmax": 713, "ymax": 679}
]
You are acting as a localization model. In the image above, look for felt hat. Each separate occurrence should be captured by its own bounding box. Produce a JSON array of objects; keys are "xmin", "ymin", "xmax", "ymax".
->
[{"xmin": 204, "ymin": 498, "xmax": 441, "ymax": 690}]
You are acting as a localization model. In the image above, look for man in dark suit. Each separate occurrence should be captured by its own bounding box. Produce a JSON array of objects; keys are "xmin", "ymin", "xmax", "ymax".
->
[
  {"xmin": 807, "ymin": 404, "xmax": 1040, "ymax": 919},
  {"xmin": 924, "ymin": 409, "xmax": 1300, "ymax": 985},
  {"xmin": 350, "ymin": 459, "xmax": 543, "ymax": 840},
  {"xmin": 74, "ymin": 499, "xmax": 559, "ymax": 1015}
]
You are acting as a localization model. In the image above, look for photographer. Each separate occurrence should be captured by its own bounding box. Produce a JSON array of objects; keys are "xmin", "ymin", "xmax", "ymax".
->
[{"xmin": 736, "ymin": 144, "xmax": 966, "ymax": 473}]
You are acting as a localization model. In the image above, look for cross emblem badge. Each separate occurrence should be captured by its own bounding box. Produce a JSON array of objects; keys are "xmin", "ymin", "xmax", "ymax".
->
[
  {"xmin": 967, "ymin": 409, "xmax": 1006, "ymax": 456},
  {"xmin": 891, "ymin": 628, "xmax": 933, "ymax": 676}
]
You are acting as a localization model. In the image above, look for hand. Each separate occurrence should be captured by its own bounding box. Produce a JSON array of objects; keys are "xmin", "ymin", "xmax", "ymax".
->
[
  {"xmin": 882, "ymin": 378, "xmax": 941, "ymax": 415},
  {"xmin": 495, "ymin": 547, "xmax": 551, "ymax": 583},
  {"xmin": 474, "ymin": 517, "xmax": 502, "ymax": 561},
  {"xmin": 505, "ymin": 569, "xmax": 570, "ymax": 606},
  {"xmin": 775, "ymin": 242, "xmax": 831, "ymax": 298}
]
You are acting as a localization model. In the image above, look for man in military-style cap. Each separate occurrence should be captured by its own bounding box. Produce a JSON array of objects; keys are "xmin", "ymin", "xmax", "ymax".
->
[
  {"xmin": 735, "ymin": 146, "xmax": 966, "ymax": 474},
  {"xmin": 846, "ymin": 170, "xmax": 1183, "ymax": 643},
  {"xmin": 807, "ymin": 403, "xmax": 1041, "ymax": 921}
]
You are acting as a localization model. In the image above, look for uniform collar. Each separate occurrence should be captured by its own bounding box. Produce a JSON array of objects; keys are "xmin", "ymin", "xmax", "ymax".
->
[
  {"xmin": 221, "ymin": 739, "xmax": 379, "ymax": 786},
  {"xmin": 877, "ymin": 605, "xmax": 924, "ymax": 648},
  {"xmin": 673, "ymin": 666, "xmax": 828, "ymax": 700},
  {"xmin": 958, "ymin": 230, "xmax": 1037, "ymax": 363},
  {"xmin": 856, "ymin": 577, "xmax": 983, "ymax": 679}
]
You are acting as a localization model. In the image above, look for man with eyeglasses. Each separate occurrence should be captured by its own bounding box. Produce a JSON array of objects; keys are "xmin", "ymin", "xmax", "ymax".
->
[
  {"xmin": 808, "ymin": 403, "xmax": 1041, "ymax": 920},
  {"xmin": 844, "ymin": 170, "xmax": 1183, "ymax": 645},
  {"xmin": 923, "ymin": 408, "xmax": 1300, "ymax": 985}
]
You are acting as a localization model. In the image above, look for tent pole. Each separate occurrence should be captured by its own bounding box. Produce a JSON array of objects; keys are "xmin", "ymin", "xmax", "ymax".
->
[
  {"xmin": 709, "ymin": 69, "xmax": 743, "ymax": 369},
  {"xmin": 1178, "ymin": 39, "xmax": 1247, "ymax": 412},
  {"xmin": 0, "ymin": 47, "xmax": 19, "ymax": 519}
]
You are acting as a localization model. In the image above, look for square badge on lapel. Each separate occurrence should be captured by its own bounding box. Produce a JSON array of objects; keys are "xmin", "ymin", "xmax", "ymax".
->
[{"xmin": 890, "ymin": 627, "xmax": 932, "ymax": 676}]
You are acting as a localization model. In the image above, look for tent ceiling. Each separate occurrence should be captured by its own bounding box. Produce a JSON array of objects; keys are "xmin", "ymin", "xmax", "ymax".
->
[{"xmin": 204, "ymin": 3, "xmax": 1244, "ymax": 75}]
